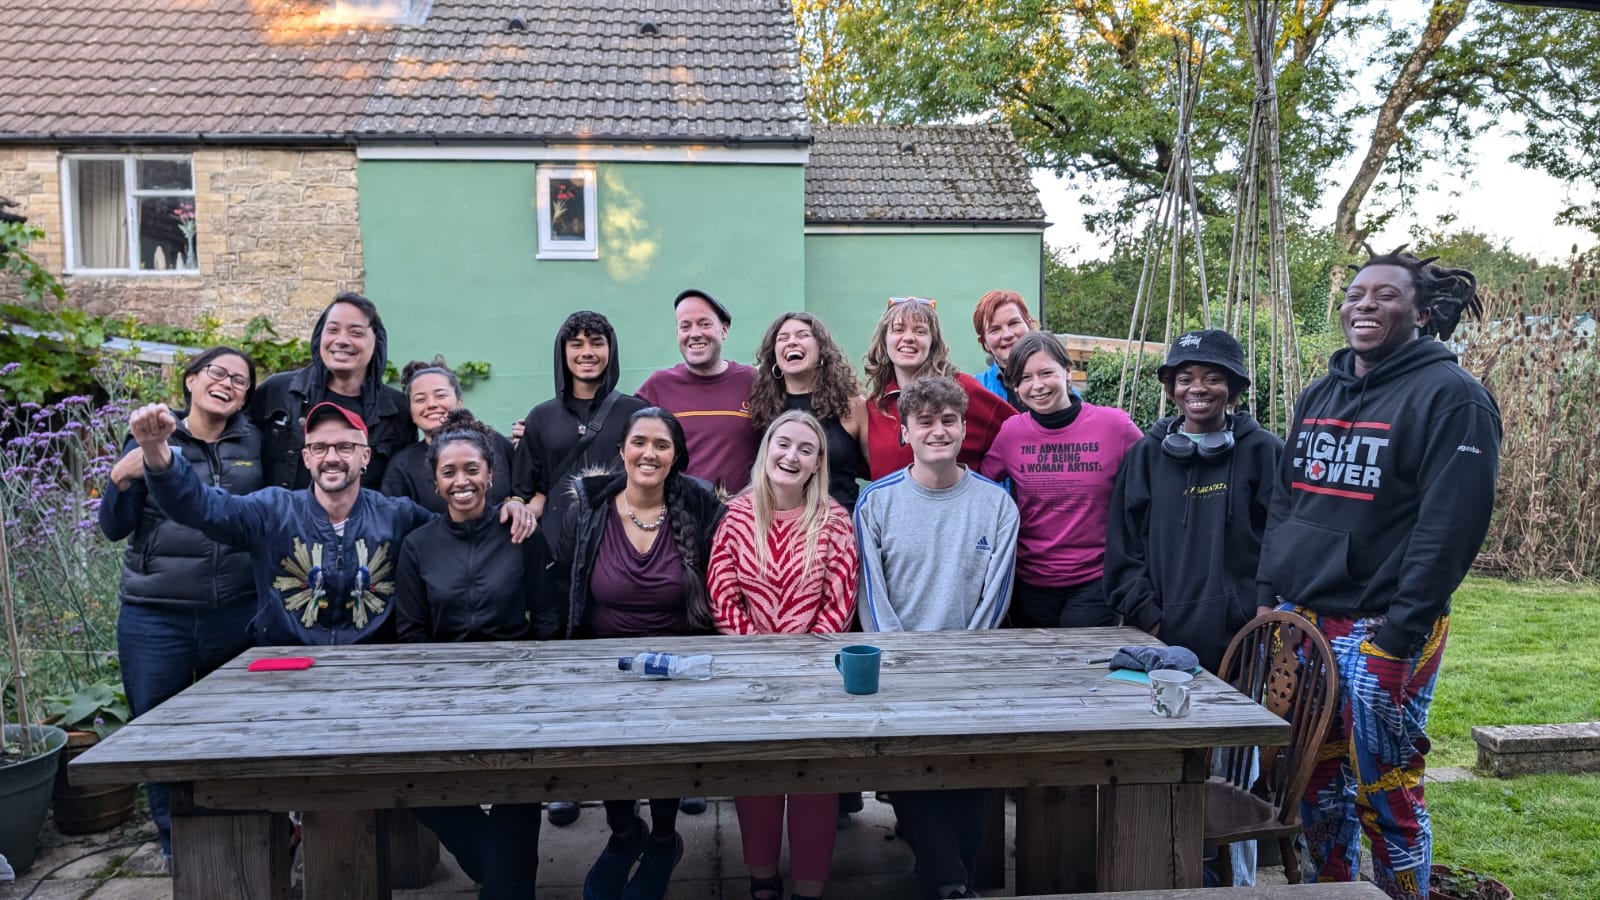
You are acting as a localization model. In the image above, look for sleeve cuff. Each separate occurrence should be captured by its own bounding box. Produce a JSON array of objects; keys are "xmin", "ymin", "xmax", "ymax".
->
[{"xmin": 1370, "ymin": 625, "xmax": 1416, "ymax": 660}]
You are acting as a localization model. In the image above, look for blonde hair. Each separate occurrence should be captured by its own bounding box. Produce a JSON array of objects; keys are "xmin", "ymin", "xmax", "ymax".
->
[
  {"xmin": 746, "ymin": 410, "xmax": 834, "ymax": 577},
  {"xmin": 863, "ymin": 302, "xmax": 959, "ymax": 410}
]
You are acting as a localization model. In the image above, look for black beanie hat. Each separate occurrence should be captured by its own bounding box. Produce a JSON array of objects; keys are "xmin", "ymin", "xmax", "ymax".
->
[{"xmin": 673, "ymin": 288, "xmax": 731, "ymax": 326}]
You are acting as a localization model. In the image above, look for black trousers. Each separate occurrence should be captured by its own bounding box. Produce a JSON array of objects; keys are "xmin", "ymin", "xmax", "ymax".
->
[
  {"xmin": 604, "ymin": 797, "xmax": 680, "ymax": 840},
  {"xmin": 889, "ymin": 788, "xmax": 994, "ymax": 895},
  {"xmin": 1010, "ymin": 577, "xmax": 1120, "ymax": 628},
  {"xmin": 413, "ymin": 804, "xmax": 542, "ymax": 899}
]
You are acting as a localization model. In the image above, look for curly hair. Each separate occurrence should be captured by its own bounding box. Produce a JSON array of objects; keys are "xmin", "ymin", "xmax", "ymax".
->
[
  {"xmin": 863, "ymin": 302, "xmax": 959, "ymax": 411},
  {"xmin": 897, "ymin": 375, "xmax": 968, "ymax": 424},
  {"xmin": 1350, "ymin": 244, "xmax": 1484, "ymax": 341},
  {"xmin": 425, "ymin": 408, "xmax": 497, "ymax": 477},
  {"xmin": 748, "ymin": 312, "xmax": 861, "ymax": 433},
  {"xmin": 623, "ymin": 408, "xmax": 714, "ymax": 631},
  {"xmin": 556, "ymin": 310, "xmax": 613, "ymax": 346}
]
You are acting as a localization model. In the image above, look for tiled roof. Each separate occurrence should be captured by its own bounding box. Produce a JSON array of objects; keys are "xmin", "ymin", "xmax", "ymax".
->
[
  {"xmin": 0, "ymin": 0, "xmax": 809, "ymax": 143},
  {"xmin": 805, "ymin": 124, "xmax": 1047, "ymax": 225}
]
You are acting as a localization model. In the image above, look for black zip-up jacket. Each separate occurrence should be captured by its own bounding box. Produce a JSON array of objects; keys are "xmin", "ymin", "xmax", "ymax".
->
[
  {"xmin": 98, "ymin": 414, "xmax": 263, "ymax": 611},
  {"xmin": 393, "ymin": 504, "xmax": 557, "ymax": 642},
  {"xmin": 1104, "ymin": 413, "xmax": 1282, "ymax": 672},
  {"xmin": 381, "ymin": 431, "xmax": 516, "ymax": 515},
  {"xmin": 511, "ymin": 319, "xmax": 647, "ymax": 554},
  {"xmin": 555, "ymin": 471, "xmax": 724, "ymax": 639},
  {"xmin": 1256, "ymin": 339, "xmax": 1501, "ymax": 658},
  {"xmin": 249, "ymin": 305, "xmax": 415, "ymax": 490}
]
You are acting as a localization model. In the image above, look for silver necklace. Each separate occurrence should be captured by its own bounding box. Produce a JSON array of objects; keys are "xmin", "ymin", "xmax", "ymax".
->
[{"xmin": 626, "ymin": 505, "xmax": 666, "ymax": 531}]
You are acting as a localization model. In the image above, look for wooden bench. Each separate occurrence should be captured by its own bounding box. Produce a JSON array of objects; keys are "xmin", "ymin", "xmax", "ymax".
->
[
  {"xmin": 1017, "ymin": 883, "xmax": 1388, "ymax": 898},
  {"xmin": 1472, "ymin": 721, "xmax": 1600, "ymax": 777}
]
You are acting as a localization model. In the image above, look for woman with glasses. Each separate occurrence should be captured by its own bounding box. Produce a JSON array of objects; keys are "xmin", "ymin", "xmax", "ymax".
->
[
  {"xmin": 98, "ymin": 346, "xmax": 263, "ymax": 864},
  {"xmin": 862, "ymin": 297, "xmax": 1016, "ymax": 480},
  {"xmin": 382, "ymin": 357, "xmax": 514, "ymax": 515}
]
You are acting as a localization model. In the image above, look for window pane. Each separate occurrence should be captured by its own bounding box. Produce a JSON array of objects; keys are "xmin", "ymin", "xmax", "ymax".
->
[
  {"xmin": 136, "ymin": 158, "xmax": 192, "ymax": 191},
  {"xmin": 71, "ymin": 159, "xmax": 128, "ymax": 269},
  {"xmin": 138, "ymin": 196, "xmax": 198, "ymax": 270},
  {"xmin": 549, "ymin": 178, "xmax": 587, "ymax": 241}
]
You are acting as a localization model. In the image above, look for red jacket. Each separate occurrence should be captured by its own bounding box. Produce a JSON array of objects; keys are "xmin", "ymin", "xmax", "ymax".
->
[{"xmin": 865, "ymin": 372, "xmax": 1017, "ymax": 480}]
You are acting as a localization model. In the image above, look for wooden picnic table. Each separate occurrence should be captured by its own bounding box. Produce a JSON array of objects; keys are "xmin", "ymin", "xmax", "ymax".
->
[{"xmin": 71, "ymin": 628, "xmax": 1287, "ymax": 899}]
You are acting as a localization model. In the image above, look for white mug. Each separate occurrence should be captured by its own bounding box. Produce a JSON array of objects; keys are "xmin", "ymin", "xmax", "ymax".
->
[{"xmin": 1149, "ymin": 669, "xmax": 1194, "ymax": 718}]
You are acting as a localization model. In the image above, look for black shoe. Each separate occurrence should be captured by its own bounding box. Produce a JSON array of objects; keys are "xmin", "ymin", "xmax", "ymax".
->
[
  {"xmin": 678, "ymin": 796, "xmax": 708, "ymax": 815},
  {"xmin": 620, "ymin": 832, "xmax": 683, "ymax": 900},
  {"xmin": 839, "ymin": 791, "xmax": 864, "ymax": 814},
  {"xmin": 548, "ymin": 800, "xmax": 581, "ymax": 826}
]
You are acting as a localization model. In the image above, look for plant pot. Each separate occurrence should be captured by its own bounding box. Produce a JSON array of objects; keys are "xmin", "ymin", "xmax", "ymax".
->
[
  {"xmin": 51, "ymin": 730, "xmax": 137, "ymax": 834},
  {"xmin": 1431, "ymin": 863, "xmax": 1514, "ymax": 900},
  {"xmin": 0, "ymin": 724, "xmax": 68, "ymax": 873}
]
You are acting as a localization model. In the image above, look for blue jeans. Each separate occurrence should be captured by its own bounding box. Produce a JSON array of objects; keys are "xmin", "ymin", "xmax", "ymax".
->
[{"xmin": 117, "ymin": 601, "xmax": 256, "ymax": 854}]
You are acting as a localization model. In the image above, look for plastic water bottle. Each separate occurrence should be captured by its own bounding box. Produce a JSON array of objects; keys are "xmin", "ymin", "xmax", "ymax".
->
[{"xmin": 618, "ymin": 651, "xmax": 714, "ymax": 680}]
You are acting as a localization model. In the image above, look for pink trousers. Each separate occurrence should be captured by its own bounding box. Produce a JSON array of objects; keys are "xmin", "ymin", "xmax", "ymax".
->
[{"xmin": 732, "ymin": 793, "xmax": 840, "ymax": 883}]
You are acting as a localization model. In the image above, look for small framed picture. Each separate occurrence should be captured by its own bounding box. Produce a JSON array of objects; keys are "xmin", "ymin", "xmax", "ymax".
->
[{"xmin": 536, "ymin": 165, "xmax": 598, "ymax": 260}]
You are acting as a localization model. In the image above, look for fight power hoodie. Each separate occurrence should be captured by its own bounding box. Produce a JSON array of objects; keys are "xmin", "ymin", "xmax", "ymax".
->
[
  {"xmin": 511, "ymin": 320, "xmax": 647, "ymax": 554},
  {"xmin": 1256, "ymin": 339, "xmax": 1501, "ymax": 658},
  {"xmin": 1103, "ymin": 413, "xmax": 1282, "ymax": 673}
]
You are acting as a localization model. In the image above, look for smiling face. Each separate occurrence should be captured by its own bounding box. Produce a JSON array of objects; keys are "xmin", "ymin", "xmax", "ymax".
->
[
  {"xmin": 301, "ymin": 419, "xmax": 370, "ymax": 496},
  {"xmin": 675, "ymin": 297, "xmax": 727, "ymax": 373},
  {"xmin": 564, "ymin": 330, "xmax": 609, "ymax": 386},
  {"xmin": 621, "ymin": 417, "xmax": 678, "ymax": 492},
  {"xmin": 981, "ymin": 302, "xmax": 1031, "ymax": 367},
  {"xmin": 408, "ymin": 372, "xmax": 460, "ymax": 435},
  {"xmin": 1169, "ymin": 363, "xmax": 1231, "ymax": 432},
  {"xmin": 765, "ymin": 419, "xmax": 821, "ymax": 497},
  {"xmin": 902, "ymin": 405, "xmax": 966, "ymax": 468},
  {"xmin": 1341, "ymin": 264, "xmax": 1428, "ymax": 374},
  {"xmin": 319, "ymin": 302, "xmax": 376, "ymax": 381},
  {"xmin": 433, "ymin": 439, "xmax": 491, "ymax": 521},
  {"xmin": 773, "ymin": 317, "xmax": 820, "ymax": 379},
  {"xmin": 184, "ymin": 352, "xmax": 251, "ymax": 420},
  {"xmin": 1013, "ymin": 349, "xmax": 1073, "ymax": 415},
  {"xmin": 885, "ymin": 315, "xmax": 932, "ymax": 373}
]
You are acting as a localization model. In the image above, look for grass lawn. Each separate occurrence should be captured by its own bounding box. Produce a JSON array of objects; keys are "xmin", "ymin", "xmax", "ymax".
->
[{"xmin": 1423, "ymin": 577, "xmax": 1600, "ymax": 899}]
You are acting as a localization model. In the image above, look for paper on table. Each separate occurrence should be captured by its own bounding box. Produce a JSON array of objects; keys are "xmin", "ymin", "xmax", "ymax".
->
[{"xmin": 1105, "ymin": 667, "xmax": 1202, "ymax": 686}]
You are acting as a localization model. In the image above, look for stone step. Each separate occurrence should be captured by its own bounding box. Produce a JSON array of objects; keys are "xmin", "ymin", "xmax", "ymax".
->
[{"xmin": 1472, "ymin": 721, "xmax": 1600, "ymax": 777}]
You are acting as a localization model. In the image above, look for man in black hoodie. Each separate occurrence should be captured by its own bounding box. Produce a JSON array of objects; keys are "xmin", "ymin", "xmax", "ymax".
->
[
  {"xmin": 1257, "ymin": 248, "xmax": 1500, "ymax": 900},
  {"xmin": 250, "ymin": 292, "xmax": 416, "ymax": 489}
]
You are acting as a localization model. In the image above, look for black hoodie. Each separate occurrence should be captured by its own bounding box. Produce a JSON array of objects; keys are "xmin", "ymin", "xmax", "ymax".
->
[
  {"xmin": 1104, "ymin": 412, "xmax": 1282, "ymax": 672},
  {"xmin": 249, "ymin": 304, "xmax": 415, "ymax": 490},
  {"xmin": 511, "ymin": 318, "xmax": 647, "ymax": 555},
  {"xmin": 1256, "ymin": 339, "xmax": 1501, "ymax": 658}
]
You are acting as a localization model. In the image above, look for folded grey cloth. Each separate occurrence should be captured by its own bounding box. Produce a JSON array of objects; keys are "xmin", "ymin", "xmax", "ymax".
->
[{"xmin": 1109, "ymin": 645, "xmax": 1200, "ymax": 673}]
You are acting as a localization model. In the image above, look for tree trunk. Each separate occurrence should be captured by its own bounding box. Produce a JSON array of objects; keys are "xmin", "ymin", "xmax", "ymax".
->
[{"xmin": 1333, "ymin": 0, "xmax": 1471, "ymax": 253}]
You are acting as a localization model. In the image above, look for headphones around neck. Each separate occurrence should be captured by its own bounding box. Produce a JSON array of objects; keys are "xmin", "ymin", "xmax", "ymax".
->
[{"xmin": 1160, "ymin": 416, "xmax": 1236, "ymax": 463}]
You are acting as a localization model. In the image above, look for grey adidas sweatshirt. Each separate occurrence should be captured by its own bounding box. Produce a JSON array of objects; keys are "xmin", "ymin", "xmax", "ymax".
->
[{"xmin": 853, "ymin": 466, "xmax": 1019, "ymax": 632}]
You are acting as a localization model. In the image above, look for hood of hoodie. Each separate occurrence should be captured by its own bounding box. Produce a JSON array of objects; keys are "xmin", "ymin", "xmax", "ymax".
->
[
  {"xmin": 1327, "ymin": 337, "xmax": 1457, "ymax": 389},
  {"xmin": 305, "ymin": 303, "xmax": 391, "ymax": 405},
  {"xmin": 552, "ymin": 318, "xmax": 622, "ymax": 402}
]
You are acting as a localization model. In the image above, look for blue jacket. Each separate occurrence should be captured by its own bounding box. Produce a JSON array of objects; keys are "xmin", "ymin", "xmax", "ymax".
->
[{"xmin": 144, "ymin": 452, "xmax": 434, "ymax": 646}]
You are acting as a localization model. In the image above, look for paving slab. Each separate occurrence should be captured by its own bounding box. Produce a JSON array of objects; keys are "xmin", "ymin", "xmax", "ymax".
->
[
  {"xmin": 86, "ymin": 879, "xmax": 172, "ymax": 900},
  {"xmin": 0, "ymin": 878, "xmax": 99, "ymax": 900}
]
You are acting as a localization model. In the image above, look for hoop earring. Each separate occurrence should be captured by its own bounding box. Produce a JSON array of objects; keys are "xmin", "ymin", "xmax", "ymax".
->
[{"xmin": 772, "ymin": 363, "xmax": 784, "ymax": 380}]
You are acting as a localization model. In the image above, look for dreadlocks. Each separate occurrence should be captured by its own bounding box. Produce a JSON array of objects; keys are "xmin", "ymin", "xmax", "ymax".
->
[{"xmin": 1353, "ymin": 244, "xmax": 1484, "ymax": 341}]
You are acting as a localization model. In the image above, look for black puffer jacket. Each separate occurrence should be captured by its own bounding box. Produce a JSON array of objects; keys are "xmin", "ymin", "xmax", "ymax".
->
[
  {"xmin": 393, "ymin": 504, "xmax": 557, "ymax": 642},
  {"xmin": 250, "ymin": 304, "xmax": 415, "ymax": 490},
  {"xmin": 98, "ymin": 414, "xmax": 263, "ymax": 610}
]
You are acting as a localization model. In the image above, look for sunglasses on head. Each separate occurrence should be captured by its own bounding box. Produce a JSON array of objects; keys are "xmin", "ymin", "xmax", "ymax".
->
[{"xmin": 887, "ymin": 296, "xmax": 937, "ymax": 309}]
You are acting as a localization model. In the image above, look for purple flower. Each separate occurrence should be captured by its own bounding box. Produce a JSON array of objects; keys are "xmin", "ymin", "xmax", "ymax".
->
[{"xmin": 0, "ymin": 362, "xmax": 19, "ymax": 375}]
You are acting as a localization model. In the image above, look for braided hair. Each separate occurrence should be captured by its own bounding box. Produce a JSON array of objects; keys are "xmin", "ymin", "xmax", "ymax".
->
[
  {"xmin": 623, "ymin": 408, "xmax": 714, "ymax": 631},
  {"xmin": 1353, "ymin": 244, "xmax": 1484, "ymax": 341},
  {"xmin": 426, "ymin": 408, "xmax": 496, "ymax": 477}
]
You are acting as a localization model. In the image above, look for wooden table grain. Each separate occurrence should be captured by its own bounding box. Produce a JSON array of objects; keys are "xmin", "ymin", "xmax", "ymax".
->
[{"xmin": 73, "ymin": 628, "xmax": 1287, "ymax": 899}]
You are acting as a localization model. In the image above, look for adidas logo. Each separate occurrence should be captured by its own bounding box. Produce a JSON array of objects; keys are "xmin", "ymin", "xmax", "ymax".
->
[{"xmin": 975, "ymin": 536, "xmax": 990, "ymax": 551}]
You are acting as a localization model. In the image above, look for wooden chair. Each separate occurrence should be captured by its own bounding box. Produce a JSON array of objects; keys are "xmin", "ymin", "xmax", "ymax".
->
[{"xmin": 1206, "ymin": 610, "xmax": 1338, "ymax": 885}]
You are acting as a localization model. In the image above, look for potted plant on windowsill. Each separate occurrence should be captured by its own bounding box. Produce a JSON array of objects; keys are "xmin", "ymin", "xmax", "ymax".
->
[
  {"xmin": 1431, "ymin": 864, "xmax": 1514, "ymax": 900},
  {"xmin": 42, "ymin": 679, "xmax": 136, "ymax": 833}
]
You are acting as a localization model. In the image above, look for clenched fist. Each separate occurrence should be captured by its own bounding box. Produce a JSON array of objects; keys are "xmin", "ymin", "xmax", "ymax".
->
[{"xmin": 128, "ymin": 403, "xmax": 178, "ymax": 472}]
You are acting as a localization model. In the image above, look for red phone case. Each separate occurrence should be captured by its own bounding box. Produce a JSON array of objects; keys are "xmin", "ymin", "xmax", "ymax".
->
[{"xmin": 247, "ymin": 657, "xmax": 315, "ymax": 672}]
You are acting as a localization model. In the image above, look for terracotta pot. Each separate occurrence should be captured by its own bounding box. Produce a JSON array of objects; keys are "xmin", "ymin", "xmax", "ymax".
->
[
  {"xmin": 51, "ymin": 730, "xmax": 137, "ymax": 834},
  {"xmin": 1431, "ymin": 864, "xmax": 1514, "ymax": 900}
]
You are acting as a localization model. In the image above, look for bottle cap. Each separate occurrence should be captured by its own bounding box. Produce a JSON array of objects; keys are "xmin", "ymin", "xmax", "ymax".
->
[{"xmin": 617, "ymin": 657, "xmax": 632, "ymax": 671}]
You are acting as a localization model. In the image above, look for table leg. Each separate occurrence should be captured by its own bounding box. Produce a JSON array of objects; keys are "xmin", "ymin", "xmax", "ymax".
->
[
  {"xmin": 973, "ymin": 790, "xmax": 1007, "ymax": 889},
  {"xmin": 1015, "ymin": 785, "xmax": 1097, "ymax": 893},
  {"xmin": 383, "ymin": 808, "xmax": 440, "ymax": 888},
  {"xmin": 303, "ymin": 809, "xmax": 391, "ymax": 900},
  {"xmin": 170, "ymin": 786, "xmax": 291, "ymax": 900},
  {"xmin": 1095, "ymin": 781, "xmax": 1204, "ymax": 890}
]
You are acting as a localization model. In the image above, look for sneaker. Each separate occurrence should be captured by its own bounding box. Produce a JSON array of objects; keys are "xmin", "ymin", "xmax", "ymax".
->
[
  {"xmin": 620, "ymin": 832, "xmax": 684, "ymax": 900},
  {"xmin": 678, "ymin": 796, "xmax": 708, "ymax": 815},
  {"xmin": 583, "ymin": 816, "xmax": 647, "ymax": 900},
  {"xmin": 547, "ymin": 800, "xmax": 581, "ymax": 826}
]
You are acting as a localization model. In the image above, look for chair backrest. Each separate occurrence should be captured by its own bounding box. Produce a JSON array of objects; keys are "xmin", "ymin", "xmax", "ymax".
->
[{"xmin": 1213, "ymin": 610, "xmax": 1338, "ymax": 829}]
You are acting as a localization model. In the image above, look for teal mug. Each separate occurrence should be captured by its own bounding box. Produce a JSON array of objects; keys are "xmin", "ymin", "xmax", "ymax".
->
[{"xmin": 834, "ymin": 644, "xmax": 882, "ymax": 695}]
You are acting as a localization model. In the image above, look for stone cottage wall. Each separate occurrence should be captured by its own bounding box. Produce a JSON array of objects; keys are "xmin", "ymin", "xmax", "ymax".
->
[{"xmin": 0, "ymin": 147, "xmax": 363, "ymax": 335}]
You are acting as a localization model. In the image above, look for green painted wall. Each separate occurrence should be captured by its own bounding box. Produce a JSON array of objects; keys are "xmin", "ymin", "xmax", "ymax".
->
[
  {"xmin": 803, "ymin": 231, "xmax": 1044, "ymax": 376},
  {"xmin": 358, "ymin": 160, "xmax": 805, "ymax": 427}
]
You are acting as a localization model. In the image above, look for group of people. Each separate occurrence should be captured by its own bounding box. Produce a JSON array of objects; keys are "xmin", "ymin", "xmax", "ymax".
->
[{"xmin": 107, "ymin": 246, "xmax": 1500, "ymax": 900}]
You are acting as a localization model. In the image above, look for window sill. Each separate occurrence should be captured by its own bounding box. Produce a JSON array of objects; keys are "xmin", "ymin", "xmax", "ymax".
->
[
  {"xmin": 535, "ymin": 250, "xmax": 599, "ymax": 261},
  {"xmin": 64, "ymin": 269, "xmax": 204, "ymax": 278}
]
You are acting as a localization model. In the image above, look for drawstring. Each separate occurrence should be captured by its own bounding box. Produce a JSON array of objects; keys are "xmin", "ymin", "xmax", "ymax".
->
[
  {"xmin": 1224, "ymin": 436, "xmax": 1238, "ymax": 525},
  {"xmin": 1181, "ymin": 462, "xmax": 1197, "ymax": 529}
]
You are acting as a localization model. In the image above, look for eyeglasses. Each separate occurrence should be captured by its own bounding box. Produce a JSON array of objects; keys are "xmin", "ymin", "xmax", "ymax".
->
[
  {"xmin": 200, "ymin": 364, "xmax": 250, "ymax": 389},
  {"xmin": 888, "ymin": 296, "xmax": 937, "ymax": 309},
  {"xmin": 305, "ymin": 441, "xmax": 367, "ymax": 458}
]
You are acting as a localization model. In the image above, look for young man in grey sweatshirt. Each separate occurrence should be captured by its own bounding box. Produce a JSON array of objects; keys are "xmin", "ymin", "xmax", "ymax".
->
[{"xmin": 853, "ymin": 376, "xmax": 1019, "ymax": 900}]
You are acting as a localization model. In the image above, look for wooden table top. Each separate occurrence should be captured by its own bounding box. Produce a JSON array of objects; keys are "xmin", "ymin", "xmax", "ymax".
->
[{"xmin": 73, "ymin": 628, "xmax": 1287, "ymax": 785}]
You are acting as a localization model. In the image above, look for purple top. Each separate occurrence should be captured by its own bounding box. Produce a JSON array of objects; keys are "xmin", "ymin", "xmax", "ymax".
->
[
  {"xmin": 586, "ymin": 506, "xmax": 689, "ymax": 637},
  {"xmin": 635, "ymin": 361, "xmax": 759, "ymax": 493}
]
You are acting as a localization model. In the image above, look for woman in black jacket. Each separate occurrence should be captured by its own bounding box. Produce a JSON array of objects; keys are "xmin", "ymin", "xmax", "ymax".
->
[
  {"xmin": 558, "ymin": 408, "xmax": 724, "ymax": 900},
  {"xmin": 382, "ymin": 358, "xmax": 514, "ymax": 515},
  {"xmin": 98, "ymin": 346, "xmax": 263, "ymax": 862},
  {"xmin": 391, "ymin": 409, "xmax": 548, "ymax": 898}
]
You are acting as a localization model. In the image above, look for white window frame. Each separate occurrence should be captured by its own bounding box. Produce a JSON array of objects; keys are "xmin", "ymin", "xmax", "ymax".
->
[
  {"xmin": 535, "ymin": 165, "xmax": 599, "ymax": 260},
  {"xmin": 59, "ymin": 153, "xmax": 199, "ymax": 276}
]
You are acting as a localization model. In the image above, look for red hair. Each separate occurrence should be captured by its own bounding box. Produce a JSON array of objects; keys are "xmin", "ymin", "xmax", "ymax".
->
[{"xmin": 971, "ymin": 290, "xmax": 1035, "ymax": 351}]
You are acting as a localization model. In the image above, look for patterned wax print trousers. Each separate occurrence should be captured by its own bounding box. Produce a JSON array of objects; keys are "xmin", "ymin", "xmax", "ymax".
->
[{"xmin": 1278, "ymin": 603, "xmax": 1448, "ymax": 900}]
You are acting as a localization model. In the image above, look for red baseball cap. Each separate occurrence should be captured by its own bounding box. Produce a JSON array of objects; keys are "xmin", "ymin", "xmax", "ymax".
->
[{"xmin": 304, "ymin": 401, "xmax": 369, "ymax": 439}]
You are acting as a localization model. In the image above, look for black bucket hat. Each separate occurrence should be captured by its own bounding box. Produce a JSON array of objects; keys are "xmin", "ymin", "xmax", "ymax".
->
[{"xmin": 1156, "ymin": 329, "xmax": 1251, "ymax": 387}]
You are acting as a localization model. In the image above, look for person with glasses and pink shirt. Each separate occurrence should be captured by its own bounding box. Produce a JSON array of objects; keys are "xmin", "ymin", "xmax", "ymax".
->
[{"xmin": 862, "ymin": 296, "xmax": 1017, "ymax": 480}]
